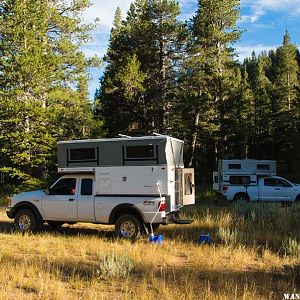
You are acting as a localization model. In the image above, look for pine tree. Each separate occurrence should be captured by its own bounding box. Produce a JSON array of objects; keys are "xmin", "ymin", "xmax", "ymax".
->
[
  {"xmin": 179, "ymin": 0, "xmax": 241, "ymax": 168},
  {"xmin": 96, "ymin": 0, "xmax": 185, "ymax": 135},
  {"xmin": 0, "ymin": 0, "xmax": 101, "ymax": 188},
  {"xmin": 272, "ymin": 31, "xmax": 300, "ymax": 169}
]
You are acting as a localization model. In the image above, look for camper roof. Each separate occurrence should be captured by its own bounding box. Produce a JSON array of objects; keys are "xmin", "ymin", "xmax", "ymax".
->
[{"xmin": 57, "ymin": 135, "xmax": 183, "ymax": 145}]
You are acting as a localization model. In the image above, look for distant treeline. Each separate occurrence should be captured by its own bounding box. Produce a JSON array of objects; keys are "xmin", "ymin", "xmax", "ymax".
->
[{"xmin": 0, "ymin": 0, "xmax": 299, "ymax": 192}]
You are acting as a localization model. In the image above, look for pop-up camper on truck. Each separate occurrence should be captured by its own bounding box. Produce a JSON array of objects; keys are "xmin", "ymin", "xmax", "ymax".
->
[
  {"xmin": 213, "ymin": 159, "xmax": 300, "ymax": 202},
  {"xmin": 6, "ymin": 135, "xmax": 195, "ymax": 238}
]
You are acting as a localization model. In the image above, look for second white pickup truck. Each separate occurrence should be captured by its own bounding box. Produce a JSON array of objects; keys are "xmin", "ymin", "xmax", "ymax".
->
[
  {"xmin": 213, "ymin": 159, "xmax": 300, "ymax": 202},
  {"xmin": 221, "ymin": 176, "xmax": 300, "ymax": 202}
]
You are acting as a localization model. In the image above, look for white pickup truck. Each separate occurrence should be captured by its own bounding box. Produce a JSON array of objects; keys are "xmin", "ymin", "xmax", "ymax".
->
[
  {"xmin": 6, "ymin": 135, "xmax": 195, "ymax": 238},
  {"xmin": 221, "ymin": 176, "xmax": 300, "ymax": 202}
]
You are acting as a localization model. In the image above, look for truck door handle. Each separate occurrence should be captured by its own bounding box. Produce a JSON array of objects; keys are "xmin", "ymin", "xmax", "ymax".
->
[
  {"xmin": 69, "ymin": 198, "xmax": 75, "ymax": 201},
  {"xmin": 275, "ymin": 188, "xmax": 280, "ymax": 190}
]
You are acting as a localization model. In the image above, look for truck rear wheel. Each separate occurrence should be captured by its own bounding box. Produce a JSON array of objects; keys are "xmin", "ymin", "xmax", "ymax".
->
[
  {"xmin": 14, "ymin": 209, "xmax": 37, "ymax": 233},
  {"xmin": 115, "ymin": 214, "xmax": 143, "ymax": 239},
  {"xmin": 233, "ymin": 193, "xmax": 249, "ymax": 202}
]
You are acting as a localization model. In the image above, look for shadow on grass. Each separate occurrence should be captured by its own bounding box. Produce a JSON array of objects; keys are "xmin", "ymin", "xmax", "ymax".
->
[{"xmin": 0, "ymin": 220, "xmax": 115, "ymax": 239}]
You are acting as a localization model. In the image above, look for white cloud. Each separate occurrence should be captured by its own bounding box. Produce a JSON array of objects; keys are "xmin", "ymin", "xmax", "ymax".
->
[
  {"xmin": 241, "ymin": 0, "xmax": 300, "ymax": 22},
  {"xmin": 83, "ymin": 0, "xmax": 131, "ymax": 27},
  {"xmin": 236, "ymin": 44, "xmax": 279, "ymax": 61}
]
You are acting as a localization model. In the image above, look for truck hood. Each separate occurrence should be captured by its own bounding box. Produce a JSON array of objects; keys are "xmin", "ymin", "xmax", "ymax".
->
[{"xmin": 12, "ymin": 190, "xmax": 45, "ymax": 202}]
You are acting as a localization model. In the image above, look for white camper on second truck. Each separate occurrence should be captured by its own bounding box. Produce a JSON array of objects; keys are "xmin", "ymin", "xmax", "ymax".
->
[
  {"xmin": 213, "ymin": 159, "xmax": 300, "ymax": 202},
  {"xmin": 6, "ymin": 135, "xmax": 195, "ymax": 238}
]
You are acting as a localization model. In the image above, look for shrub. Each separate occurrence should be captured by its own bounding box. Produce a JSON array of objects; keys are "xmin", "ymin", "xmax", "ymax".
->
[
  {"xmin": 282, "ymin": 238, "xmax": 300, "ymax": 258},
  {"xmin": 97, "ymin": 252, "xmax": 135, "ymax": 279},
  {"xmin": 218, "ymin": 227, "xmax": 239, "ymax": 245}
]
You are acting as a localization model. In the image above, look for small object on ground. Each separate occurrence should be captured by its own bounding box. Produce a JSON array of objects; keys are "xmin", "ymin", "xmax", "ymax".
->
[
  {"xmin": 149, "ymin": 234, "xmax": 164, "ymax": 244},
  {"xmin": 198, "ymin": 234, "xmax": 212, "ymax": 244}
]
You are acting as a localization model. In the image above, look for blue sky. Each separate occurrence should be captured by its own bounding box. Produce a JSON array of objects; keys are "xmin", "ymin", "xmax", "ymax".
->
[{"xmin": 81, "ymin": 0, "xmax": 300, "ymax": 99}]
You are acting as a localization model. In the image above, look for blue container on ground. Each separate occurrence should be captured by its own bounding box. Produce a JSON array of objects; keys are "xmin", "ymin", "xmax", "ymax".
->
[
  {"xmin": 198, "ymin": 234, "xmax": 212, "ymax": 244},
  {"xmin": 149, "ymin": 234, "xmax": 164, "ymax": 244}
]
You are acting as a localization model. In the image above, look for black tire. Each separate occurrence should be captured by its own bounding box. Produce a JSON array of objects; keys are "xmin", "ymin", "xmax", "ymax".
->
[
  {"xmin": 233, "ymin": 193, "xmax": 249, "ymax": 202},
  {"xmin": 47, "ymin": 221, "xmax": 65, "ymax": 229},
  {"xmin": 295, "ymin": 195, "xmax": 300, "ymax": 202},
  {"xmin": 115, "ymin": 214, "xmax": 143, "ymax": 239},
  {"xmin": 14, "ymin": 209, "xmax": 37, "ymax": 233}
]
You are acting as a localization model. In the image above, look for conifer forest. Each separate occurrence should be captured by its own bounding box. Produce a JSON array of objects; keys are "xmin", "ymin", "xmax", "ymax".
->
[{"xmin": 1, "ymin": 0, "xmax": 300, "ymax": 191}]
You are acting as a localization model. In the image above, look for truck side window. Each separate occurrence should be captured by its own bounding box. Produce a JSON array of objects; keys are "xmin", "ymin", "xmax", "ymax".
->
[
  {"xmin": 264, "ymin": 178, "xmax": 277, "ymax": 186},
  {"xmin": 81, "ymin": 178, "xmax": 93, "ymax": 195},
  {"xmin": 50, "ymin": 178, "xmax": 76, "ymax": 195},
  {"xmin": 277, "ymin": 179, "xmax": 292, "ymax": 188}
]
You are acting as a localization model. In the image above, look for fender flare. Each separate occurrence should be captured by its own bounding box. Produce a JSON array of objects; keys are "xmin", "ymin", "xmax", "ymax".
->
[
  {"xmin": 12, "ymin": 201, "xmax": 43, "ymax": 222},
  {"xmin": 108, "ymin": 203, "xmax": 146, "ymax": 224}
]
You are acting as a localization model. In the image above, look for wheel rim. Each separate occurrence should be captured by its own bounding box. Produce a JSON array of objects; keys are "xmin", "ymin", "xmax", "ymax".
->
[
  {"xmin": 119, "ymin": 220, "xmax": 136, "ymax": 238},
  {"xmin": 18, "ymin": 215, "xmax": 31, "ymax": 231}
]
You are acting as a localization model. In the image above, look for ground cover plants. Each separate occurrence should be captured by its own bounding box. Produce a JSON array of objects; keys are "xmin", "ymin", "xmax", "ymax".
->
[{"xmin": 0, "ymin": 190, "xmax": 299, "ymax": 299}]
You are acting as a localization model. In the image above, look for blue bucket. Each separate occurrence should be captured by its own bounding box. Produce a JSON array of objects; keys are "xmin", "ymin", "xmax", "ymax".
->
[
  {"xmin": 149, "ymin": 234, "xmax": 164, "ymax": 244},
  {"xmin": 198, "ymin": 234, "xmax": 212, "ymax": 244}
]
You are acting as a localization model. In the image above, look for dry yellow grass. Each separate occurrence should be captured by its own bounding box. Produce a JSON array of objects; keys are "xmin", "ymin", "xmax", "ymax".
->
[{"xmin": 0, "ymin": 200, "xmax": 299, "ymax": 299}]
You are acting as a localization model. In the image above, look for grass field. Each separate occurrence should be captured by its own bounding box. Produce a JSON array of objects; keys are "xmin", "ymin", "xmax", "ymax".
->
[{"xmin": 0, "ymin": 191, "xmax": 299, "ymax": 299}]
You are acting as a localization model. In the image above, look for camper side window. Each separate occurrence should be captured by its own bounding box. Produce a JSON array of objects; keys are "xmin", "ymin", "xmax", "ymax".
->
[
  {"xmin": 257, "ymin": 164, "xmax": 270, "ymax": 170},
  {"xmin": 125, "ymin": 145, "xmax": 155, "ymax": 159},
  {"xmin": 69, "ymin": 148, "xmax": 96, "ymax": 162},
  {"xmin": 228, "ymin": 164, "xmax": 241, "ymax": 169},
  {"xmin": 229, "ymin": 176, "xmax": 250, "ymax": 185}
]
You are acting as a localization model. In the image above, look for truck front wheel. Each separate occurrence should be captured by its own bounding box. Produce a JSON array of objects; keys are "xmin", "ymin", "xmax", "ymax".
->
[
  {"xmin": 14, "ymin": 209, "xmax": 37, "ymax": 233},
  {"xmin": 233, "ymin": 193, "xmax": 249, "ymax": 202},
  {"xmin": 115, "ymin": 214, "xmax": 143, "ymax": 239}
]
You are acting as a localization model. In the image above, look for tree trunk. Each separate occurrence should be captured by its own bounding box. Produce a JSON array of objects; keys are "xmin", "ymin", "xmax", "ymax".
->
[{"xmin": 188, "ymin": 111, "xmax": 200, "ymax": 167}]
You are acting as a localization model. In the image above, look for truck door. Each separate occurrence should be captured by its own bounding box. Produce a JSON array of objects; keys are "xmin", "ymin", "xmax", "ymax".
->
[
  {"xmin": 77, "ymin": 177, "xmax": 95, "ymax": 221},
  {"xmin": 260, "ymin": 178, "xmax": 294, "ymax": 201},
  {"xmin": 272, "ymin": 178, "xmax": 294, "ymax": 202},
  {"xmin": 42, "ymin": 177, "xmax": 78, "ymax": 220}
]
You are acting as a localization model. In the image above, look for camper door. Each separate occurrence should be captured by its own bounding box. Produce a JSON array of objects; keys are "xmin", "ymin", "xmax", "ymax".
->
[{"xmin": 182, "ymin": 168, "xmax": 195, "ymax": 205}]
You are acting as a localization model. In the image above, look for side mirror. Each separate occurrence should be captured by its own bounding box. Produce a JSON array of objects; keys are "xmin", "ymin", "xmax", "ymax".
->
[{"xmin": 45, "ymin": 189, "xmax": 49, "ymax": 195}]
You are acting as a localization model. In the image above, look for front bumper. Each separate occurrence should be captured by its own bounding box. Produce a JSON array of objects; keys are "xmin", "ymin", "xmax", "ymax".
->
[{"xmin": 6, "ymin": 207, "xmax": 15, "ymax": 219}]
